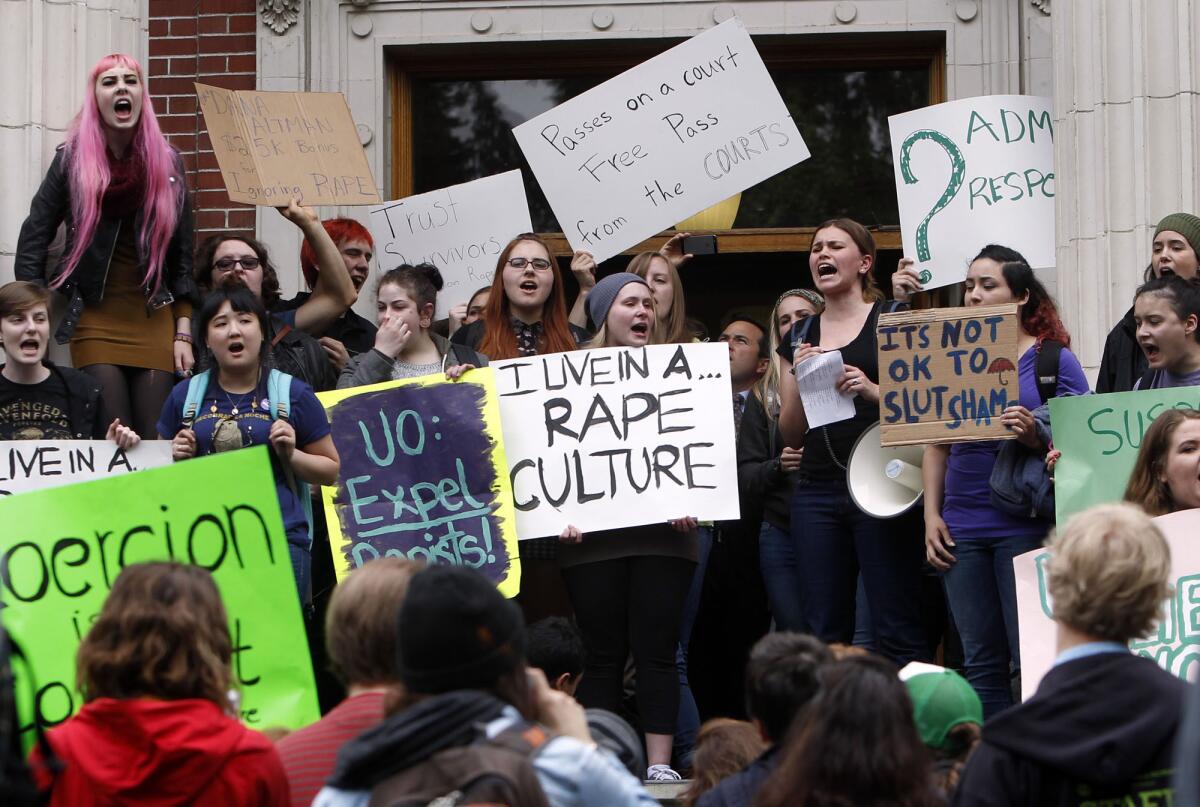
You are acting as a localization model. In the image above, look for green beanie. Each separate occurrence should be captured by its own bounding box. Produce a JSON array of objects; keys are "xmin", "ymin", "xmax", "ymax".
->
[{"xmin": 1154, "ymin": 213, "xmax": 1200, "ymax": 254}]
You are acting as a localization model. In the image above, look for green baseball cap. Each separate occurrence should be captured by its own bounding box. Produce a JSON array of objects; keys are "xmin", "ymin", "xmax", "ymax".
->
[{"xmin": 900, "ymin": 662, "xmax": 983, "ymax": 750}]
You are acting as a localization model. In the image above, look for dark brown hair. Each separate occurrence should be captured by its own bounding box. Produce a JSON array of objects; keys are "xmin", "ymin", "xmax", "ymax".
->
[
  {"xmin": 478, "ymin": 234, "xmax": 577, "ymax": 359},
  {"xmin": 758, "ymin": 655, "xmax": 937, "ymax": 807},
  {"xmin": 325, "ymin": 558, "xmax": 420, "ymax": 687},
  {"xmin": 76, "ymin": 562, "xmax": 232, "ymax": 707},
  {"xmin": 194, "ymin": 233, "xmax": 283, "ymax": 307}
]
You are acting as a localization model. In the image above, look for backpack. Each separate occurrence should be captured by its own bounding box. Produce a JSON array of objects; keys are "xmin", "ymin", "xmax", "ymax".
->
[
  {"xmin": 1034, "ymin": 339, "xmax": 1065, "ymax": 405},
  {"xmin": 367, "ymin": 722, "xmax": 553, "ymax": 807},
  {"xmin": 181, "ymin": 369, "xmax": 314, "ymax": 543}
]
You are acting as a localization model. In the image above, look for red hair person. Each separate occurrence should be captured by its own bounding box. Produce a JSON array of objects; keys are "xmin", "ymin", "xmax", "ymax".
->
[
  {"xmin": 923, "ymin": 246, "xmax": 1089, "ymax": 720},
  {"xmin": 15, "ymin": 53, "xmax": 198, "ymax": 439}
]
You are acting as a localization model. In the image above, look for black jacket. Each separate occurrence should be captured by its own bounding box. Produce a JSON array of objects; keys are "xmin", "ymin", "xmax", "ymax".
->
[
  {"xmin": 953, "ymin": 652, "xmax": 1187, "ymax": 806},
  {"xmin": 274, "ymin": 292, "xmax": 377, "ymax": 356},
  {"xmin": 15, "ymin": 147, "xmax": 198, "ymax": 344},
  {"xmin": 1097, "ymin": 306, "xmax": 1147, "ymax": 394},
  {"xmin": 736, "ymin": 394, "xmax": 796, "ymax": 531},
  {"xmin": 267, "ymin": 316, "xmax": 337, "ymax": 393},
  {"xmin": 50, "ymin": 362, "xmax": 105, "ymax": 439},
  {"xmin": 695, "ymin": 746, "xmax": 779, "ymax": 807}
]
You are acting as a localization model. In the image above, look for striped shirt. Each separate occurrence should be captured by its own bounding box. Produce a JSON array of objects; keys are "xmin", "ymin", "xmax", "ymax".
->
[{"xmin": 276, "ymin": 690, "xmax": 388, "ymax": 807}]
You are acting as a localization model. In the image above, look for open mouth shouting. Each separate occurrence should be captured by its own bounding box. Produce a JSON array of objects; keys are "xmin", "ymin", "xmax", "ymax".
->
[
  {"xmin": 1140, "ymin": 339, "xmax": 1162, "ymax": 366},
  {"xmin": 227, "ymin": 340, "xmax": 247, "ymax": 360},
  {"xmin": 17, "ymin": 337, "xmax": 41, "ymax": 358},
  {"xmin": 816, "ymin": 261, "xmax": 838, "ymax": 279},
  {"xmin": 113, "ymin": 97, "xmax": 134, "ymax": 121}
]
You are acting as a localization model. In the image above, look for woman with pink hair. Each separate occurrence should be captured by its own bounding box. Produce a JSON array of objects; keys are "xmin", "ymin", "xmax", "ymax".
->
[{"xmin": 16, "ymin": 53, "xmax": 197, "ymax": 438}]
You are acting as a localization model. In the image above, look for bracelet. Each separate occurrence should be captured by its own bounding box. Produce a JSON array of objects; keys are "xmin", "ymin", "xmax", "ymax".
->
[{"xmin": 174, "ymin": 333, "xmax": 193, "ymax": 344}]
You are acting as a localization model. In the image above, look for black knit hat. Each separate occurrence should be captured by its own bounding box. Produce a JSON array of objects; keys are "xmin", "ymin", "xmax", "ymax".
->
[{"xmin": 396, "ymin": 565, "xmax": 526, "ymax": 693}]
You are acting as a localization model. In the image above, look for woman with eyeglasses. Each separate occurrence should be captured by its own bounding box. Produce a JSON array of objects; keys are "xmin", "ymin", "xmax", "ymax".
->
[
  {"xmin": 192, "ymin": 200, "xmax": 356, "ymax": 392},
  {"xmin": 15, "ymin": 54, "xmax": 198, "ymax": 439},
  {"xmin": 157, "ymin": 283, "xmax": 339, "ymax": 602},
  {"xmin": 451, "ymin": 233, "xmax": 589, "ymax": 623}
]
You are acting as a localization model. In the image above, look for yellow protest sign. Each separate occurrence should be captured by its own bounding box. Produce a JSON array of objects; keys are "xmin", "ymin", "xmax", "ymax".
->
[{"xmin": 317, "ymin": 370, "xmax": 521, "ymax": 597}]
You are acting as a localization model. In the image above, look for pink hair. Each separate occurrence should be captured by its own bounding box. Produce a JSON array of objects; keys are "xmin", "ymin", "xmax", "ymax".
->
[{"xmin": 59, "ymin": 53, "xmax": 180, "ymax": 292}]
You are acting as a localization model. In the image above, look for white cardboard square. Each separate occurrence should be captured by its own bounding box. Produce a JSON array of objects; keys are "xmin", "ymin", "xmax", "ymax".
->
[
  {"xmin": 492, "ymin": 343, "xmax": 740, "ymax": 538},
  {"xmin": 367, "ymin": 171, "xmax": 533, "ymax": 317},
  {"xmin": 888, "ymin": 95, "xmax": 1055, "ymax": 291},
  {"xmin": 513, "ymin": 18, "xmax": 810, "ymax": 263}
]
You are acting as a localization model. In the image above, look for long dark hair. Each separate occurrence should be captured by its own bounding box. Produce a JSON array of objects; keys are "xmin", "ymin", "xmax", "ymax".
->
[
  {"xmin": 972, "ymin": 245, "xmax": 1070, "ymax": 347},
  {"xmin": 758, "ymin": 655, "xmax": 938, "ymax": 807}
]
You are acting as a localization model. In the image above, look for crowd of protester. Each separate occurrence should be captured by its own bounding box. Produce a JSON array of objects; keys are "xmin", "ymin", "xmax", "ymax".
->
[{"xmin": 2, "ymin": 51, "xmax": 1199, "ymax": 806}]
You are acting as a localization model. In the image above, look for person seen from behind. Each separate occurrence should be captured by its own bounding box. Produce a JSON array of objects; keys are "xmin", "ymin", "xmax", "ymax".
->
[
  {"xmin": 900, "ymin": 663, "xmax": 983, "ymax": 801},
  {"xmin": 28, "ymin": 562, "xmax": 288, "ymax": 806},
  {"xmin": 315, "ymin": 565, "xmax": 656, "ymax": 807},
  {"xmin": 681, "ymin": 720, "xmax": 765, "ymax": 807},
  {"xmin": 277, "ymin": 558, "xmax": 418, "ymax": 807},
  {"xmin": 953, "ymin": 503, "xmax": 1185, "ymax": 805},
  {"xmin": 525, "ymin": 616, "xmax": 586, "ymax": 698}
]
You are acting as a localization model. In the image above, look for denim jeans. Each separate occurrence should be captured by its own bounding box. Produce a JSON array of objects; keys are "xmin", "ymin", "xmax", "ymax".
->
[
  {"xmin": 759, "ymin": 522, "xmax": 807, "ymax": 632},
  {"xmin": 289, "ymin": 542, "xmax": 313, "ymax": 613},
  {"xmin": 941, "ymin": 532, "xmax": 1044, "ymax": 719},
  {"xmin": 674, "ymin": 525, "xmax": 714, "ymax": 768},
  {"xmin": 791, "ymin": 479, "xmax": 928, "ymax": 664}
]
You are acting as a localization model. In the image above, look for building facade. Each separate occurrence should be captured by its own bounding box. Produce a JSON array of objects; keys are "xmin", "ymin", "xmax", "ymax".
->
[{"xmin": 3, "ymin": 0, "xmax": 1197, "ymax": 375}]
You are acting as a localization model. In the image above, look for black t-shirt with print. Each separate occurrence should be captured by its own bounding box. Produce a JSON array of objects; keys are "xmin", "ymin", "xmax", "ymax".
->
[{"xmin": 0, "ymin": 372, "xmax": 74, "ymax": 440}]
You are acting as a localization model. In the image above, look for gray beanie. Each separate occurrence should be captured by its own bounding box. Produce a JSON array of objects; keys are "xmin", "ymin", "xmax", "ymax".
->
[
  {"xmin": 1155, "ymin": 213, "xmax": 1200, "ymax": 254},
  {"xmin": 586, "ymin": 272, "xmax": 649, "ymax": 329}
]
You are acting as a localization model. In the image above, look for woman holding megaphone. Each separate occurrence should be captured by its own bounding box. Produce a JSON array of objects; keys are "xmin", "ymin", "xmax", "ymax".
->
[
  {"xmin": 777, "ymin": 218, "xmax": 928, "ymax": 665},
  {"xmin": 922, "ymin": 247, "xmax": 1088, "ymax": 719}
]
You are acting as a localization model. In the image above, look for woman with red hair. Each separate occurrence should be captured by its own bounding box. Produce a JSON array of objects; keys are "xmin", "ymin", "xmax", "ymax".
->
[
  {"xmin": 16, "ymin": 53, "xmax": 197, "ymax": 439},
  {"xmin": 922, "ymin": 246, "xmax": 1089, "ymax": 719}
]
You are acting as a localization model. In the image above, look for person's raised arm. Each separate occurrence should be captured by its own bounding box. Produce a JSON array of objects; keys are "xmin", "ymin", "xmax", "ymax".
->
[
  {"xmin": 659, "ymin": 231, "xmax": 693, "ymax": 270},
  {"xmin": 568, "ymin": 250, "xmax": 597, "ymax": 329},
  {"xmin": 279, "ymin": 199, "xmax": 356, "ymax": 336}
]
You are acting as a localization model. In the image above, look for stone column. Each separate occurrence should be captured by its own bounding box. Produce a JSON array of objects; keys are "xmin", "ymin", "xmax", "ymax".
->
[
  {"xmin": 1053, "ymin": 0, "xmax": 1200, "ymax": 377},
  {"xmin": 0, "ymin": 0, "xmax": 146, "ymax": 284}
]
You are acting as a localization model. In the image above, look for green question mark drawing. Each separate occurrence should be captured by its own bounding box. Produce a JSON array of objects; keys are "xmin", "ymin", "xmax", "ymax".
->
[{"xmin": 900, "ymin": 129, "xmax": 966, "ymax": 283}]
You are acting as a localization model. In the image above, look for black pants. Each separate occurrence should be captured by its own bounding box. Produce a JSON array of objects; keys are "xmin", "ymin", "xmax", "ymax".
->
[{"xmin": 563, "ymin": 555, "xmax": 695, "ymax": 735}]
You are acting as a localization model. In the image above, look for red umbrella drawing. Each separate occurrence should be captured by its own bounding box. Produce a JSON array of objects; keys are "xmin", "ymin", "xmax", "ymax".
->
[{"xmin": 988, "ymin": 357, "xmax": 1016, "ymax": 386}]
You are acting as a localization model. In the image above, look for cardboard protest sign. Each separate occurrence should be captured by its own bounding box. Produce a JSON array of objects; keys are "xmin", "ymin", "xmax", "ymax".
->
[
  {"xmin": 368, "ymin": 171, "xmax": 533, "ymax": 317},
  {"xmin": 317, "ymin": 373, "xmax": 520, "ymax": 598},
  {"xmin": 889, "ymin": 96, "xmax": 1054, "ymax": 291},
  {"xmin": 0, "ymin": 447, "xmax": 319, "ymax": 747},
  {"xmin": 0, "ymin": 440, "xmax": 171, "ymax": 496},
  {"xmin": 1050, "ymin": 386, "xmax": 1200, "ymax": 523},
  {"xmin": 1015, "ymin": 508, "xmax": 1200, "ymax": 701},
  {"xmin": 513, "ymin": 18, "xmax": 809, "ymax": 263},
  {"xmin": 877, "ymin": 304, "xmax": 1019, "ymax": 446},
  {"xmin": 493, "ymin": 343, "xmax": 739, "ymax": 538},
  {"xmin": 196, "ymin": 83, "xmax": 381, "ymax": 206}
]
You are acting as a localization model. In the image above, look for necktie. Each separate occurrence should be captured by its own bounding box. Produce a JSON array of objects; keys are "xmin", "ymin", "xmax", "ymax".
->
[{"xmin": 733, "ymin": 394, "xmax": 744, "ymax": 437}]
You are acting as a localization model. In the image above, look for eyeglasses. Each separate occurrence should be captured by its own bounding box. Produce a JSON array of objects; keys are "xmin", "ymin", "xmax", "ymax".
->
[
  {"xmin": 507, "ymin": 257, "xmax": 552, "ymax": 270},
  {"xmin": 214, "ymin": 256, "xmax": 261, "ymax": 273}
]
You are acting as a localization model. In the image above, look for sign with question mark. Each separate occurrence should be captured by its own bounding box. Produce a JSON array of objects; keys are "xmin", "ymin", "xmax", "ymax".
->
[{"xmin": 888, "ymin": 95, "xmax": 1055, "ymax": 292}]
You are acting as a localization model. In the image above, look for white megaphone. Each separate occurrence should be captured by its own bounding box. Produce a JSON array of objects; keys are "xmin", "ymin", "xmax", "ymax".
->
[{"xmin": 847, "ymin": 422, "xmax": 924, "ymax": 518}]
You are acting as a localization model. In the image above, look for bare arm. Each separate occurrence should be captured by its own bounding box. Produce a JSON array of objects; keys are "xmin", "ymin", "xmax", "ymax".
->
[
  {"xmin": 290, "ymin": 433, "xmax": 340, "ymax": 487},
  {"xmin": 922, "ymin": 443, "xmax": 955, "ymax": 570},
  {"xmin": 278, "ymin": 200, "xmax": 356, "ymax": 336}
]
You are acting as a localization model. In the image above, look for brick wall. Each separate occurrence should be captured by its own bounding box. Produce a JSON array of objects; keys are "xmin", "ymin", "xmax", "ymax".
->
[{"xmin": 148, "ymin": 0, "xmax": 258, "ymax": 241}]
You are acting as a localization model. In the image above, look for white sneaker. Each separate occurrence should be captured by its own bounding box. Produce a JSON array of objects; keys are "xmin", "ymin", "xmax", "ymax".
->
[{"xmin": 646, "ymin": 764, "xmax": 682, "ymax": 782}]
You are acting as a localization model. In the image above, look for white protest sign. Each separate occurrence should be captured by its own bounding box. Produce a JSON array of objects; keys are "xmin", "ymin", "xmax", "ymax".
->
[
  {"xmin": 796, "ymin": 349, "xmax": 856, "ymax": 428},
  {"xmin": 1014, "ymin": 508, "xmax": 1200, "ymax": 701},
  {"xmin": 0, "ymin": 440, "xmax": 172, "ymax": 496},
  {"xmin": 492, "ymin": 343, "xmax": 739, "ymax": 538},
  {"xmin": 888, "ymin": 95, "xmax": 1055, "ymax": 291},
  {"xmin": 513, "ymin": 18, "xmax": 809, "ymax": 263},
  {"xmin": 368, "ymin": 171, "xmax": 533, "ymax": 317}
]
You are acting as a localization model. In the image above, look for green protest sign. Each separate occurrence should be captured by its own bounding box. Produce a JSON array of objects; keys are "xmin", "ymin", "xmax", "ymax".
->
[
  {"xmin": 1050, "ymin": 386, "xmax": 1200, "ymax": 522},
  {"xmin": 0, "ymin": 446, "xmax": 318, "ymax": 747}
]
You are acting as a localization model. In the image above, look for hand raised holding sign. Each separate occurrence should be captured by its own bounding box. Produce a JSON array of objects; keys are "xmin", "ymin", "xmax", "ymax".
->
[
  {"xmin": 105, "ymin": 419, "xmax": 141, "ymax": 451},
  {"xmin": 892, "ymin": 257, "xmax": 925, "ymax": 303},
  {"xmin": 1001, "ymin": 404, "xmax": 1042, "ymax": 449}
]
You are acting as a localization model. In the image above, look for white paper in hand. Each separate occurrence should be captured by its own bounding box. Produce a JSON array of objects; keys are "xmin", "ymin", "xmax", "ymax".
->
[{"xmin": 795, "ymin": 350, "xmax": 857, "ymax": 428}]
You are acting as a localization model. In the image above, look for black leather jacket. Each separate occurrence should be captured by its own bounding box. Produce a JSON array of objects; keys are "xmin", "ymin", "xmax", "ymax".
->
[{"xmin": 14, "ymin": 146, "xmax": 199, "ymax": 344}]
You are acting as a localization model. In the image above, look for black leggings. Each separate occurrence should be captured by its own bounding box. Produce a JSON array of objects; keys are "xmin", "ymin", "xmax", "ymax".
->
[
  {"xmin": 562, "ymin": 555, "xmax": 695, "ymax": 735},
  {"xmin": 81, "ymin": 364, "xmax": 175, "ymax": 440}
]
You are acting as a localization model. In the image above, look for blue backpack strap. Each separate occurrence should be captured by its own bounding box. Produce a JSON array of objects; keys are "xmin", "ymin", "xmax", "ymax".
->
[
  {"xmin": 266, "ymin": 369, "xmax": 314, "ymax": 547},
  {"xmin": 181, "ymin": 370, "xmax": 212, "ymax": 428}
]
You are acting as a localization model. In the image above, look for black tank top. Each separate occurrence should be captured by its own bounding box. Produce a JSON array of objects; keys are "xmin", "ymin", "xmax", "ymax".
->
[{"xmin": 795, "ymin": 302, "xmax": 882, "ymax": 481}]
